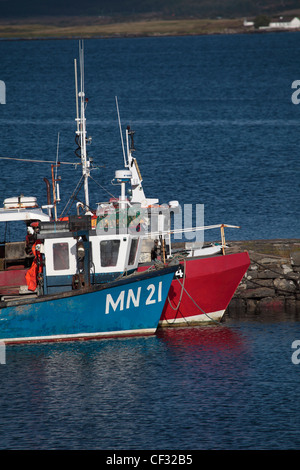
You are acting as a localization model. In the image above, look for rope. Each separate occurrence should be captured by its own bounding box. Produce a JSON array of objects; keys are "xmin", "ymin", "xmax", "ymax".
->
[
  {"xmin": 165, "ymin": 258, "xmax": 221, "ymax": 325},
  {"xmin": 165, "ymin": 259, "xmax": 190, "ymax": 326},
  {"xmin": 179, "ymin": 281, "xmax": 221, "ymax": 324},
  {"xmin": 250, "ymin": 257, "xmax": 291, "ymax": 278},
  {"xmin": 167, "ymin": 259, "xmax": 186, "ymax": 311},
  {"xmin": 249, "ymin": 256, "xmax": 298, "ymax": 295}
]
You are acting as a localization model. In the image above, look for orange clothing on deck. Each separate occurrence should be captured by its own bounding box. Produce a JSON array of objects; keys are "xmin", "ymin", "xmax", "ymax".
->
[{"xmin": 25, "ymin": 241, "xmax": 43, "ymax": 291}]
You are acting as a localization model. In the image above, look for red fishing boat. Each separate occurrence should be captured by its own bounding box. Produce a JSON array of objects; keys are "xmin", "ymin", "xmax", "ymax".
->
[
  {"xmin": 118, "ymin": 124, "xmax": 250, "ymax": 326},
  {"xmin": 139, "ymin": 251, "xmax": 250, "ymax": 326}
]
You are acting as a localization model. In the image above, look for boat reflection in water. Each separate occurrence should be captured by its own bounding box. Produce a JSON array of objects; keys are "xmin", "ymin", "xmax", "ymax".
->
[
  {"xmin": 156, "ymin": 324, "xmax": 249, "ymax": 381},
  {"xmin": 157, "ymin": 324, "xmax": 246, "ymax": 351}
]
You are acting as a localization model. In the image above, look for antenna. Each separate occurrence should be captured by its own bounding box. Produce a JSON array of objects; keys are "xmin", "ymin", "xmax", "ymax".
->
[
  {"xmin": 75, "ymin": 40, "xmax": 90, "ymax": 212},
  {"xmin": 50, "ymin": 132, "xmax": 61, "ymax": 221},
  {"xmin": 74, "ymin": 59, "xmax": 79, "ymax": 133},
  {"xmin": 55, "ymin": 132, "xmax": 61, "ymax": 204},
  {"xmin": 115, "ymin": 96, "xmax": 127, "ymax": 168}
]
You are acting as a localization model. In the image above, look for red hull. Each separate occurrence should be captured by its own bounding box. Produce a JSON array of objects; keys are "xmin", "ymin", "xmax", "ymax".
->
[{"xmin": 139, "ymin": 252, "xmax": 250, "ymax": 326}]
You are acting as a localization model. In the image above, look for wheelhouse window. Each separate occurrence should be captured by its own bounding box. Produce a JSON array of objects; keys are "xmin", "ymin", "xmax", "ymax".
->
[
  {"xmin": 128, "ymin": 238, "xmax": 139, "ymax": 266},
  {"xmin": 100, "ymin": 239, "xmax": 120, "ymax": 267},
  {"xmin": 53, "ymin": 242, "xmax": 70, "ymax": 270}
]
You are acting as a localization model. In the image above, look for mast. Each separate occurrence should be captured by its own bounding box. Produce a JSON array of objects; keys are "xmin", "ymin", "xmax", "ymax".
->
[
  {"xmin": 75, "ymin": 40, "xmax": 90, "ymax": 212},
  {"xmin": 125, "ymin": 126, "xmax": 148, "ymax": 205}
]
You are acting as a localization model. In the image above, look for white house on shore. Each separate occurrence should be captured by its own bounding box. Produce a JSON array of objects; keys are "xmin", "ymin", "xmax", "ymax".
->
[
  {"xmin": 260, "ymin": 17, "xmax": 300, "ymax": 30},
  {"xmin": 243, "ymin": 19, "xmax": 254, "ymax": 27}
]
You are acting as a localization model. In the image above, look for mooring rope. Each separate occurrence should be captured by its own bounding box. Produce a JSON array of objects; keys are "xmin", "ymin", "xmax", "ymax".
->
[
  {"xmin": 165, "ymin": 259, "xmax": 191, "ymax": 326},
  {"xmin": 166, "ymin": 258, "xmax": 221, "ymax": 325},
  {"xmin": 178, "ymin": 280, "xmax": 221, "ymax": 324},
  {"xmin": 167, "ymin": 259, "xmax": 187, "ymax": 311},
  {"xmin": 249, "ymin": 256, "xmax": 298, "ymax": 295}
]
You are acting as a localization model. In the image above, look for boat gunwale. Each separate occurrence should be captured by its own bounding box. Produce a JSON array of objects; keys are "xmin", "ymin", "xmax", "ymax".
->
[{"xmin": 0, "ymin": 264, "xmax": 177, "ymax": 309}]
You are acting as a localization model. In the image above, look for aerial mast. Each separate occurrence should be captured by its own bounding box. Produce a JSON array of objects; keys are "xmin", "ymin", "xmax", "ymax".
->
[{"xmin": 75, "ymin": 40, "xmax": 90, "ymax": 212}]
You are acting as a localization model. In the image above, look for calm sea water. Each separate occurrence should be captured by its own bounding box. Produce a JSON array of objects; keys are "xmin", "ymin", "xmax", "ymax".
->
[
  {"xmin": 0, "ymin": 33, "xmax": 300, "ymax": 450},
  {"xmin": 0, "ymin": 33, "xmax": 299, "ymax": 240},
  {"xmin": 1, "ymin": 320, "xmax": 300, "ymax": 450}
]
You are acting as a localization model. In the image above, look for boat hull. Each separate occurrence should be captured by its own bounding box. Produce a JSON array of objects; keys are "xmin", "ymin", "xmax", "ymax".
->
[
  {"xmin": 139, "ymin": 252, "xmax": 250, "ymax": 326},
  {"xmin": 0, "ymin": 267, "xmax": 176, "ymax": 344}
]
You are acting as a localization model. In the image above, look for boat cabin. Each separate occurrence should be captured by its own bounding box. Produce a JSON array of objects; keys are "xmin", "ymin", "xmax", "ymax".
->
[
  {"xmin": 0, "ymin": 196, "xmax": 142, "ymax": 299},
  {"xmin": 40, "ymin": 215, "xmax": 142, "ymax": 294},
  {"xmin": 0, "ymin": 197, "xmax": 51, "ymax": 298}
]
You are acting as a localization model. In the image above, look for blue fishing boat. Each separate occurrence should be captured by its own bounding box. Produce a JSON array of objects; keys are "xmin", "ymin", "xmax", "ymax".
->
[
  {"xmin": 0, "ymin": 43, "xmax": 177, "ymax": 344},
  {"xmin": 0, "ymin": 202, "xmax": 176, "ymax": 344},
  {"xmin": 0, "ymin": 263, "xmax": 176, "ymax": 344}
]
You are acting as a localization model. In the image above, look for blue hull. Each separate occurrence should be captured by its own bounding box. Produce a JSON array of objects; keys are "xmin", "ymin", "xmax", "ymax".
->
[{"xmin": 0, "ymin": 267, "xmax": 176, "ymax": 344}]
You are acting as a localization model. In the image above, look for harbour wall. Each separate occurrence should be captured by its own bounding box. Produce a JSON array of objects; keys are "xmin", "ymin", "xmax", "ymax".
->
[
  {"xmin": 140, "ymin": 237, "xmax": 300, "ymax": 318},
  {"xmin": 226, "ymin": 239, "xmax": 300, "ymax": 317}
]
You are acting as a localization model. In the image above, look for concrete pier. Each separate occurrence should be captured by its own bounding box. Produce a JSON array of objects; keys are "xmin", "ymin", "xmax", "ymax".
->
[{"xmin": 225, "ymin": 239, "xmax": 300, "ymax": 318}]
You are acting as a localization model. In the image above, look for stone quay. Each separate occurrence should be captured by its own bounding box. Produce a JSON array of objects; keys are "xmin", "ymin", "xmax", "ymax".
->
[{"xmin": 225, "ymin": 239, "xmax": 300, "ymax": 318}]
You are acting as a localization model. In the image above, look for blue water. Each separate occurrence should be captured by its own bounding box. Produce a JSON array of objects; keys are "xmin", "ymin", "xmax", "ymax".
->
[
  {"xmin": 0, "ymin": 33, "xmax": 299, "ymax": 240},
  {"xmin": 0, "ymin": 33, "xmax": 300, "ymax": 450},
  {"xmin": 1, "ymin": 321, "xmax": 300, "ymax": 450}
]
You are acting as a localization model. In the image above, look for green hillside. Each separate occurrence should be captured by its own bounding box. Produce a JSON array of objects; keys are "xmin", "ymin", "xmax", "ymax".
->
[{"xmin": 0, "ymin": 0, "xmax": 299, "ymax": 19}]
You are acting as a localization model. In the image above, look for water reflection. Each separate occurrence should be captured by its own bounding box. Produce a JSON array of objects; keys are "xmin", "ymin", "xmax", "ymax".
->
[
  {"xmin": 3, "ymin": 326, "xmax": 250, "ymax": 417},
  {"xmin": 4, "ymin": 324, "xmax": 250, "ymax": 384},
  {"xmin": 156, "ymin": 324, "xmax": 246, "ymax": 352},
  {"xmin": 225, "ymin": 310, "xmax": 300, "ymax": 323},
  {"xmin": 3, "ymin": 322, "xmax": 297, "ymax": 449},
  {"xmin": 156, "ymin": 325, "xmax": 251, "ymax": 387}
]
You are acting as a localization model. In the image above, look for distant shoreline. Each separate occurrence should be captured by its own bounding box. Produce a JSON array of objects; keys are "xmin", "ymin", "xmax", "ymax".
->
[{"xmin": 0, "ymin": 16, "xmax": 299, "ymax": 40}]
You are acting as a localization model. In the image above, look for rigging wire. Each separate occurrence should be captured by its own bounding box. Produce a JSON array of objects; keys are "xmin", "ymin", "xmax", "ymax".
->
[
  {"xmin": 89, "ymin": 174, "xmax": 117, "ymax": 199},
  {"xmin": 115, "ymin": 96, "xmax": 127, "ymax": 168},
  {"xmin": 0, "ymin": 156, "xmax": 80, "ymax": 166},
  {"xmin": 59, "ymin": 174, "xmax": 84, "ymax": 218}
]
